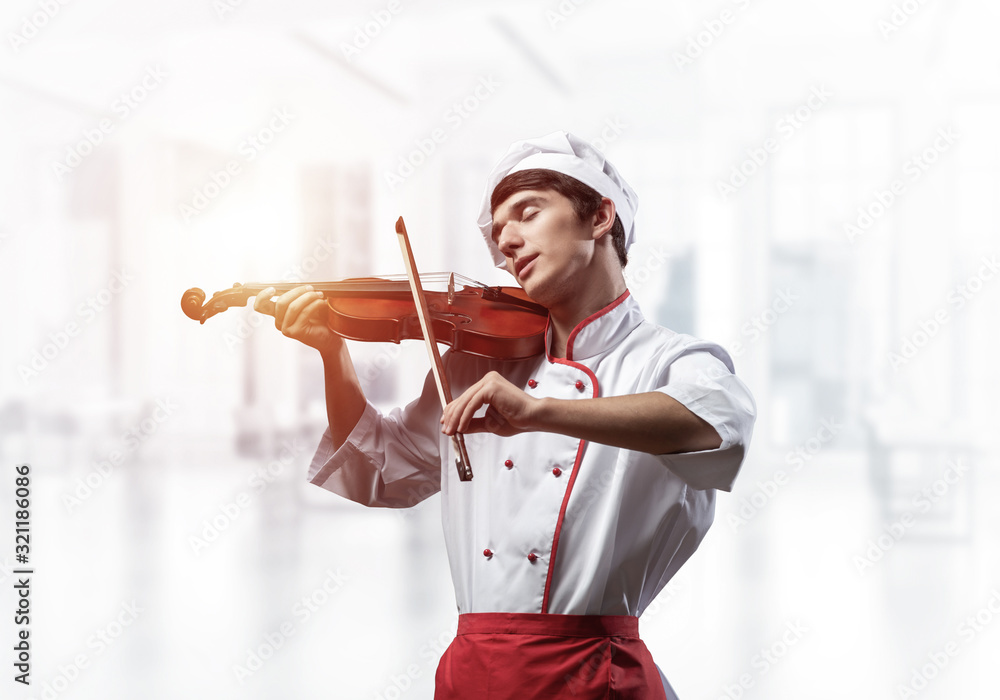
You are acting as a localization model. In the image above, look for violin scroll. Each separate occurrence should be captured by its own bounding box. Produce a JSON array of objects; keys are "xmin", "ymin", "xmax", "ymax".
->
[
  {"xmin": 181, "ymin": 287, "xmax": 208, "ymax": 322},
  {"xmin": 181, "ymin": 284, "xmax": 260, "ymax": 324}
]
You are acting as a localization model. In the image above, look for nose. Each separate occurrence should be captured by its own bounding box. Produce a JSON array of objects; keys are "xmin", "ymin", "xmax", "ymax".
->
[{"xmin": 495, "ymin": 222, "xmax": 522, "ymax": 258}]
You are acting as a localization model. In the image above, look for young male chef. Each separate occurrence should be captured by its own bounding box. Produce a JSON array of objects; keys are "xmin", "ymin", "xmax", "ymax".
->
[{"xmin": 253, "ymin": 131, "xmax": 756, "ymax": 699}]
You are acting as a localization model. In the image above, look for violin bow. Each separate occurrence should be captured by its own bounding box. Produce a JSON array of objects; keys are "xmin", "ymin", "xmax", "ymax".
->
[{"xmin": 395, "ymin": 217, "xmax": 474, "ymax": 482}]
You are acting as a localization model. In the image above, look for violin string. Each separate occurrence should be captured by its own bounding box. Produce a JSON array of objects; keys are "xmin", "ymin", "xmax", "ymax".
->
[{"xmin": 249, "ymin": 273, "xmax": 486, "ymax": 293}]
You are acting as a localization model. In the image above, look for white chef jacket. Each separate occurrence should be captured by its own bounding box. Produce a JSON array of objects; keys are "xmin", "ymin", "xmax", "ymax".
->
[{"xmin": 307, "ymin": 290, "xmax": 756, "ymax": 617}]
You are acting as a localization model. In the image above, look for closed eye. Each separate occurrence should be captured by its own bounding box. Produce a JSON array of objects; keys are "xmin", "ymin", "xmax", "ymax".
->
[{"xmin": 492, "ymin": 202, "xmax": 542, "ymax": 243}]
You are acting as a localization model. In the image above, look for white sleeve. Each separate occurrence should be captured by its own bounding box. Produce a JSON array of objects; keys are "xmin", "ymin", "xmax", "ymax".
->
[
  {"xmin": 306, "ymin": 366, "xmax": 443, "ymax": 508},
  {"xmin": 653, "ymin": 342, "xmax": 757, "ymax": 492}
]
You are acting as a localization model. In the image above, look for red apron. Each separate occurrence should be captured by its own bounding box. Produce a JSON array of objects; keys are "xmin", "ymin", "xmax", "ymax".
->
[{"xmin": 434, "ymin": 613, "xmax": 668, "ymax": 699}]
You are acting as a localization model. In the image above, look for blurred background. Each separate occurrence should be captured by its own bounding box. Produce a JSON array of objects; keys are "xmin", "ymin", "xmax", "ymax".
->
[{"xmin": 2, "ymin": 1, "xmax": 998, "ymax": 698}]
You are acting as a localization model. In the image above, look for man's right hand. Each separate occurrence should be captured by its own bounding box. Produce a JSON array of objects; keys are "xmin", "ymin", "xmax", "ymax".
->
[{"xmin": 252, "ymin": 285, "xmax": 341, "ymax": 354}]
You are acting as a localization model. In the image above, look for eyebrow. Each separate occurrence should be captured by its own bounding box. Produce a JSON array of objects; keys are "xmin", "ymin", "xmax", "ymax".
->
[{"xmin": 492, "ymin": 195, "xmax": 547, "ymax": 240}]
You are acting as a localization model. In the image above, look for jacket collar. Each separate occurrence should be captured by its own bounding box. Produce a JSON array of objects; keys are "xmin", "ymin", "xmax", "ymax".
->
[{"xmin": 544, "ymin": 290, "xmax": 643, "ymax": 362}]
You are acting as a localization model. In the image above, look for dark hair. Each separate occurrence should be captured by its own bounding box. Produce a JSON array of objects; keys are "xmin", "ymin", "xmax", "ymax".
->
[{"xmin": 490, "ymin": 169, "xmax": 628, "ymax": 268}]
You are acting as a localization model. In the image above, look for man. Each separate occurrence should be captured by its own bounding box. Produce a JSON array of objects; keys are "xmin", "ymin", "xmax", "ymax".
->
[{"xmin": 253, "ymin": 131, "xmax": 756, "ymax": 699}]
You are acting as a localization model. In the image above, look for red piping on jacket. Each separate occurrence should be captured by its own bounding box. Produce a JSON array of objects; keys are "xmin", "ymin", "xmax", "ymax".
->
[{"xmin": 539, "ymin": 289, "xmax": 630, "ymax": 613}]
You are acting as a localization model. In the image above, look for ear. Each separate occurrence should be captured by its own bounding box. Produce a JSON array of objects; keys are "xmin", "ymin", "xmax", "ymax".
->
[{"xmin": 591, "ymin": 197, "xmax": 616, "ymax": 240}]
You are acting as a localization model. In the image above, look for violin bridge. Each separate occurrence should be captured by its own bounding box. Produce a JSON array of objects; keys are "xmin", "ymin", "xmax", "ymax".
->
[{"xmin": 447, "ymin": 272, "xmax": 455, "ymax": 306}]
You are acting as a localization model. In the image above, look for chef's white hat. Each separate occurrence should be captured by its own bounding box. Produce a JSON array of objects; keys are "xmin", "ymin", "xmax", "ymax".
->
[{"xmin": 477, "ymin": 130, "xmax": 638, "ymax": 268}]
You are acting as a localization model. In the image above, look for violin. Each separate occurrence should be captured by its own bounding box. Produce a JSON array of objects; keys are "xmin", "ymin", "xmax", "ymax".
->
[
  {"xmin": 180, "ymin": 272, "xmax": 548, "ymax": 361},
  {"xmin": 182, "ymin": 217, "xmax": 549, "ymax": 482}
]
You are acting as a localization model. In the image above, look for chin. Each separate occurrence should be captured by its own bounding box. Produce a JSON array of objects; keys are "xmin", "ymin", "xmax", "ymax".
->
[
  {"xmin": 517, "ymin": 277, "xmax": 542, "ymax": 301},
  {"xmin": 520, "ymin": 276, "xmax": 562, "ymax": 308}
]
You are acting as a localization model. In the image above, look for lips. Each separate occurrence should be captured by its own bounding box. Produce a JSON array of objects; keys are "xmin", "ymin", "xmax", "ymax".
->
[{"xmin": 515, "ymin": 254, "xmax": 538, "ymax": 278}]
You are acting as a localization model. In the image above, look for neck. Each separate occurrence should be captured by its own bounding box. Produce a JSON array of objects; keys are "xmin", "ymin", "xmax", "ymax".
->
[{"xmin": 547, "ymin": 273, "xmax": 627, "ymax": 359}]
